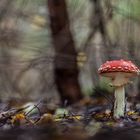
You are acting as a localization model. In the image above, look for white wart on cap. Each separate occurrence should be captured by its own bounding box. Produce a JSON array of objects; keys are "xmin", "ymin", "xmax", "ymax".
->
[{"xmin": 98, "ymin": 59, "xmax": 139, "ymax": 86}]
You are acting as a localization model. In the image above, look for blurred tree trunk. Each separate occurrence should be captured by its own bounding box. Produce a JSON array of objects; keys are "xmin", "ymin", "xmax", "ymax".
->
[{"xmin": 47, "ymin": 0, "xmax": 83, "ymax": 105}]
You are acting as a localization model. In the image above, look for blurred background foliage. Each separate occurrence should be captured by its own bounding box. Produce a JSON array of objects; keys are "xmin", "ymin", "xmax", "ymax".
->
[{"xmin": 0, "ymin": 0, "xmax": 139, "ymax": 105}]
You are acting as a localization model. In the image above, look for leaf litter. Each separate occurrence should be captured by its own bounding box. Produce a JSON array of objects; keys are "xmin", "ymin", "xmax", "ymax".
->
[{"xmin": 0, "ymin": 97, "xmax": 139, "ymax": 140}]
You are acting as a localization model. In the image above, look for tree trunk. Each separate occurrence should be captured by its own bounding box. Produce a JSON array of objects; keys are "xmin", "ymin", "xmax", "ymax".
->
[{"xmin": 47, "ymin": 0, "xmax": 83, "ymax": 105}]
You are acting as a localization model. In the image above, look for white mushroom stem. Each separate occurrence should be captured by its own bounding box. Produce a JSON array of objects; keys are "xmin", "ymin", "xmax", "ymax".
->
[
  {"xmin": 110, "ymin": 72, "xmax": 129, "ymax": 118},
  {"xmin": 114, "ymin": 85, "xmax": 125, "ymax": 118}
]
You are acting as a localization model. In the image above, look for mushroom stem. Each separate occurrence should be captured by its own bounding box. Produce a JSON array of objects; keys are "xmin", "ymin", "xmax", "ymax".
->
[{"xmin": 114, "ymin": 85, "xmax": 125, "ymax": 118}]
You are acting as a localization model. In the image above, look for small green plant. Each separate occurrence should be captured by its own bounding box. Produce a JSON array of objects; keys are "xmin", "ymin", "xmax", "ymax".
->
[
  {"xmin": 92, "ymin": 85, "xmax": 112, "ymax": 98},
  {"xmin": 91, "ymin": 79, "xmax": 114, "ymax": 104}
]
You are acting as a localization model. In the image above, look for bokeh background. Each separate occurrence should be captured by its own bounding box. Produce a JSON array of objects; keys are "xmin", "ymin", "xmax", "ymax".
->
[{"xmin": 0, "ymin": 0, "xmax": 139, "ymax": 105}]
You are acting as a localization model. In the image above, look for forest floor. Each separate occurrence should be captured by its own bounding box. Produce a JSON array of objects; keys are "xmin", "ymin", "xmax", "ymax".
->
[{"xmin": 0, "ymin": 97, "xmax": 140, "ymax": 140}]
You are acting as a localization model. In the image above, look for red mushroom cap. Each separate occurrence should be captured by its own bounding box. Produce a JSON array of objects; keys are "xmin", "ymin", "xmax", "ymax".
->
[{"xmin": 98, "ymin": 59, "xmax": 139, "ymax": 77}]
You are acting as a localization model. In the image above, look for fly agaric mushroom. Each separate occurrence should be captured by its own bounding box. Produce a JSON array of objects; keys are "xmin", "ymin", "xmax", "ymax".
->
[{"xmin": 98, "ymin": 59, "xmax": 139, "ymax": 118}]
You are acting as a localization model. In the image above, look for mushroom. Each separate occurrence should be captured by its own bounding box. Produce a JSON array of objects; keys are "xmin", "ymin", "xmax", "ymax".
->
[{"xmin": 98, "ymin": 59, "xmax": 139, "ymax": 118}]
